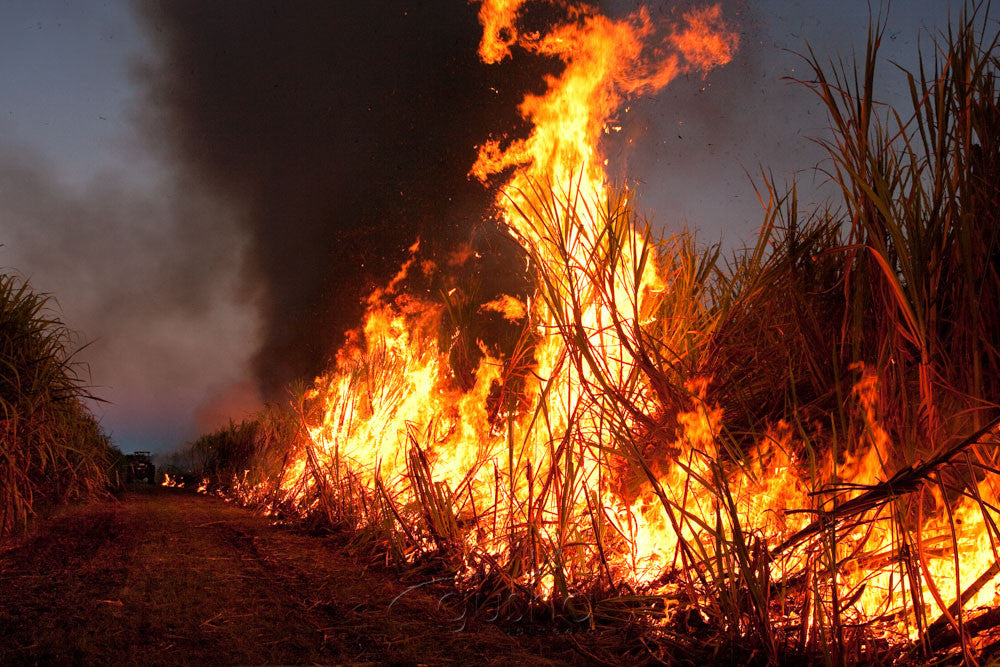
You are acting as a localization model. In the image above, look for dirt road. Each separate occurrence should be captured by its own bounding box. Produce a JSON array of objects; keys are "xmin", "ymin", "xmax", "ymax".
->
[{"xmin": 0, "ymin": 487, "xmax": 598, "ymax": 665}]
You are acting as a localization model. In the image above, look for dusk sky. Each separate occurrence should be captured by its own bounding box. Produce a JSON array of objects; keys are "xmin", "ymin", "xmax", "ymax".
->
[{"xmin": 0, "ymin": 0, "xmax": 978, "ymax": 454}]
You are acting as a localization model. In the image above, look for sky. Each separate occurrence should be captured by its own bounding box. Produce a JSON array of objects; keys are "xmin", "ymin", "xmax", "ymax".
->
[{"xmin": 0, "ymin": 0, "xmax": 982, "ymax": 453}]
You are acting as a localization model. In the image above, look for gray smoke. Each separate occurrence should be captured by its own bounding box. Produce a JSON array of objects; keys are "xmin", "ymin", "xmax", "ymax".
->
[{"xmin": 0, "ymin": 140, "xmax": 259, "ymax": 450}]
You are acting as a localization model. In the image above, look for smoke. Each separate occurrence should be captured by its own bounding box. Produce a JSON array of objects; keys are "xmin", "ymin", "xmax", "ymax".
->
[
  {"xmin": 133, "ymin": 1, "xmax": 548, "ymax": 398},
  {"xmin": 0, "ymin": 139, "xmax": 260, "ymax": 450}
]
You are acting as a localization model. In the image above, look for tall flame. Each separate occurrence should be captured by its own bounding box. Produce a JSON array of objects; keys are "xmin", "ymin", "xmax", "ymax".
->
[
  {"xmin": 467, "ymin": 1, "xmax": 738, "ymax": 597},
  {"xmin": 472, "ymin": 2, "xmax": 737, "ymax": 207}
]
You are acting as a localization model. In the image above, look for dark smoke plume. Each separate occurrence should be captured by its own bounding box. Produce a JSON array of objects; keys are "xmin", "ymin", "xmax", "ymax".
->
[{"xmin": 135, "ymin": 1, "xmax": 545, "ymax": 397}]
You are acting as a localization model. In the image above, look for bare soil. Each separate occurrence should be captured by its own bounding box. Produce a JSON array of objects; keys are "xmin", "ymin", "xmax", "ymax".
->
[{"xmin": 0, "ymin": 487, "xmax": 612, "ymax": 665}]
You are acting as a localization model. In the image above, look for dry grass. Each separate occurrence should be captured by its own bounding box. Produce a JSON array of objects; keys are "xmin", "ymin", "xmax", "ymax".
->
[{"xmin": 0, "ymin": 272, "xmax": 117, "ymax": 536}]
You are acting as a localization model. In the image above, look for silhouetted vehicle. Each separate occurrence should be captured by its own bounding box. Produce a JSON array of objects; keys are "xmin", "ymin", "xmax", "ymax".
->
[{"xmin": 125, "ymin": 451, "xmax": 156, "ymax": 484}]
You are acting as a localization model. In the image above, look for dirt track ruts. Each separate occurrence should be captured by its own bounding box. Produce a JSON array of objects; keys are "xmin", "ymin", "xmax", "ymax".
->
[{"xmin": 0, "ymin": 487, "xmax": 595, "ymax": 665}]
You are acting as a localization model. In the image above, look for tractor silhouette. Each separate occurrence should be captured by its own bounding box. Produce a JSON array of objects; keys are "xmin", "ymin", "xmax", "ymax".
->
[{"xmin": 125, "ymin": 451, "xmax": 156, "ymax": 484}]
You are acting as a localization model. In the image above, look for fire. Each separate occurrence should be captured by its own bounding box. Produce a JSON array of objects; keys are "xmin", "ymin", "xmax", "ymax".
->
[
  {"xmin": 161, "ymin": 473, "xmax": 183, "ymax": 488},
  {"xmin": 211, "ymin": 0, "xmax": 1000, "ymax": 653},
  {"xmin": 476, "ymin": 0, "xmax": 525, "ymax": 64},
  {"xmin": 471, "ymin": 2, "xmax": 737, "ymax": 208},
  {"xmin": 228, "ymin": 0, "xmax": 745, "ymax": 601},
  {"xmin": 479, "ymin": 294, "xmax": 526, "ymax": 321}
]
